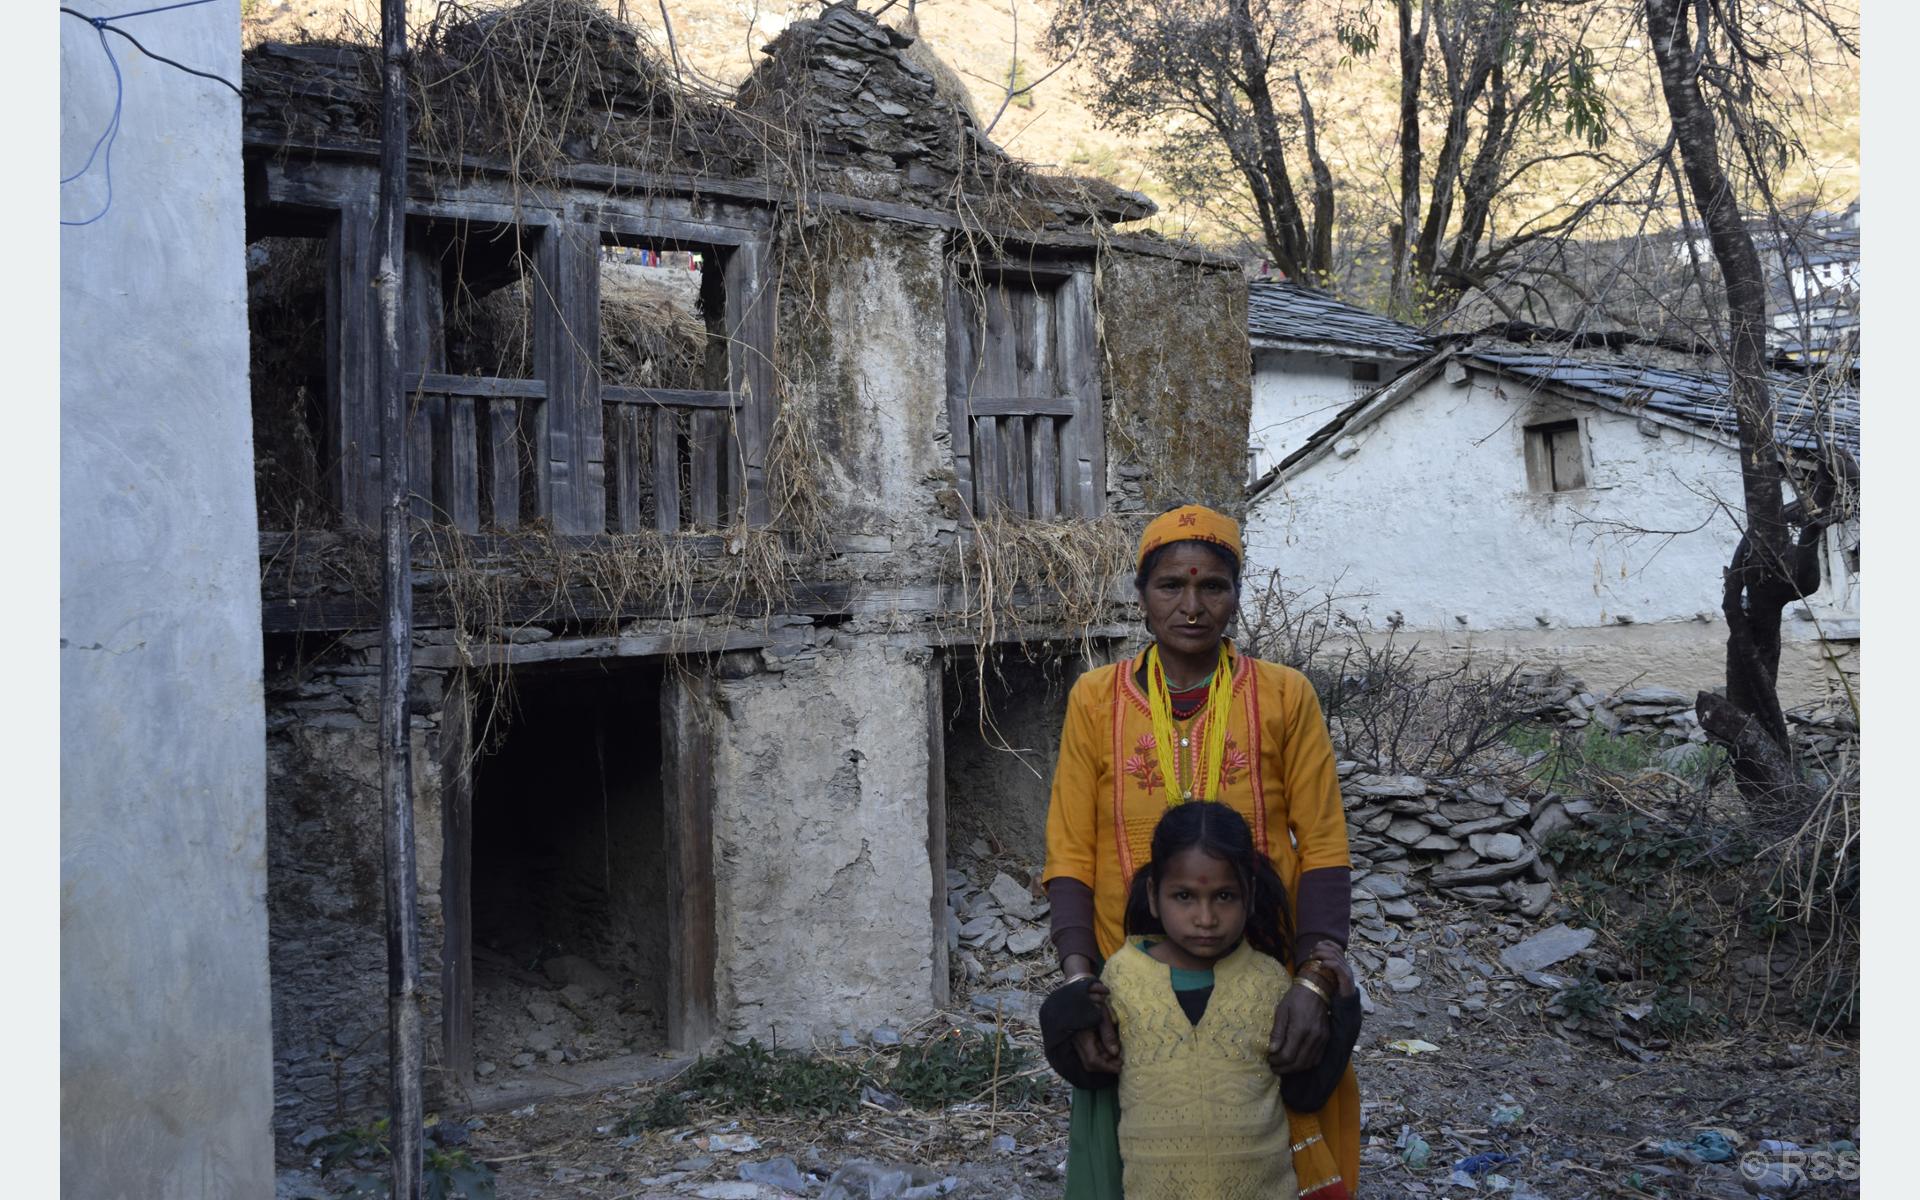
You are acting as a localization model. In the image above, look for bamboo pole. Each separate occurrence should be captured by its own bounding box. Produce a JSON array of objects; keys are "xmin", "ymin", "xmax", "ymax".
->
[{"xmin": 374, "ymin": 0, "xmax": 423, "ymax": 1194}]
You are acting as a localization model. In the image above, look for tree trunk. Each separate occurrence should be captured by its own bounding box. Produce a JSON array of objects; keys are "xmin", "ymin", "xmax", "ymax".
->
[
  {"xmin": 1390, "ymin": 0, "xmax": 1430, "ymax": 315},
  {"xmin": 1445, "ymin": 60, "xmax": 1508, "ymax": 284},
  {"xmin": 1293, "ymin": 71, "xmax": 1336, "ymax": 281},
  {"xmin": 1229, "ymin": 0, "xmax": 1311, "ymax": 275},
  {"xmin": 1643, "ymin": 0, "xmax": 1812, "ymax": 807}
]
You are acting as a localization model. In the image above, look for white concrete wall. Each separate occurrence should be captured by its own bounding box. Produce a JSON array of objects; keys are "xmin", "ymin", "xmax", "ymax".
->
[
  {"xmin": 1244, "ymin": 367, "xmax": 1858, "ymax": 705},
  {"xmin": 60, "ymin": 4, "xmax": 275, "ymax": 1196},
  {"xmin": 711, "ymin": 644, "xmax": 938, "ymax": 1041},
  {"xmin": 1250, "ymin": 348, "xmax": 1404, "ymax": 474}
]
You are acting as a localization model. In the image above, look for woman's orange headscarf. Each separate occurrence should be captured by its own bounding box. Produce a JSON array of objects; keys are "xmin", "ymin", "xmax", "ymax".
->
[{"xmin": 1136, "ymin": 504, "xmax": 1243, "ymax": 570}]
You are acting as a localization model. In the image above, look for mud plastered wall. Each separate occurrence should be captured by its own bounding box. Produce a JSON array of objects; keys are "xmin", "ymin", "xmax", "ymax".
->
[
  {"xmin": 1099, "ymin": 256, "xmax": 1251, "ymax": 514},
  {"xmin": 264, "ymin": 656, "xmax": 450, "ymax": 1147},
  {"xmin": 711, "ymin": 641, "xmax": 938, "ymax": 1040},
  {"xmin": 779, "ymin": 217, "xmax": 952, "ymax": 549}
]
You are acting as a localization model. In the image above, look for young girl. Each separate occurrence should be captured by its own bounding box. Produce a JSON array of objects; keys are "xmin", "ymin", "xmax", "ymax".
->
[{"xmin": 1045, "ymin": 801, "xmax": 1360, "ymax": 1200}]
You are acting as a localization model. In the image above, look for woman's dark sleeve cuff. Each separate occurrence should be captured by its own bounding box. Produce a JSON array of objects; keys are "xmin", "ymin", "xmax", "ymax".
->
[
  {"xmin": 1039, "ymin": 977, "xmax": 1117, "ymax": 1091},
  {"xmin": 1046, "ymin": 877, "xmax": 1099, "ymax": 964},
  {"xmin": 1280, "ymin": 989, "xmax": 1362, "ymax": 1113},
  {"xmin": 1293, "ymin": 866, "xmax": 1351, "ymax": 964}
]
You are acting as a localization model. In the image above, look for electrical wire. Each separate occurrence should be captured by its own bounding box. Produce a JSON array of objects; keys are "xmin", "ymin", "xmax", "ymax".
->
[{"xmin": 59, "ymin": 0, "xmax": 243, "ymax": 227}]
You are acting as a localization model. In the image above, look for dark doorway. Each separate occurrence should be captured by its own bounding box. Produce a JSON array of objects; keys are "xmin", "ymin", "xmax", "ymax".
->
[{"xmin": 455, "ymin": 662, "xmax": 671, "ymax": 1084}]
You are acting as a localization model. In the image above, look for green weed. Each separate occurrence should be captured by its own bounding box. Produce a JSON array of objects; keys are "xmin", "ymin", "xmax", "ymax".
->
[
  {"xmin": 679, "ymin": 1039, "xmax": 864, "ymax": 1116},
  {"xmin": 887, "ymin": 1028, "xmax": 1045, "ymax": 1108},
  {"xmin": 1552, "ymin": 974, "xmax": 1612, "ymax": 1020},
  {"xmin": 1626, "ymin": 909, "xmax": 1701, "ymax": 986},
  {"xmin": 314, "ymin": 1120, "xmax": 497, "ymax": 1200},
  {"xmin": 616, "ymin": 1089, "xmax": 689, "ymax": 1133}
]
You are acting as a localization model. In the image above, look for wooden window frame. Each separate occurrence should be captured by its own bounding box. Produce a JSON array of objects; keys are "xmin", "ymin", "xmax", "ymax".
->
[
  {"xmin": 945, "ymin": 256, "xmax": 1105, "ymax": 519},
  {"xmin": 1523, "ymin": 418, "xmax": 1588, "ymax": 493}
]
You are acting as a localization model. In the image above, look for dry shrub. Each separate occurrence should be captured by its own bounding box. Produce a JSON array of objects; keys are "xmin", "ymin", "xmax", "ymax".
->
[
  {"xmin": 599, "ymin": 260, "xmax": 707, "ymax": 389},
  {"xmin": 1236, "ymin": 569, "xmax": 1533, "ymax": 778},
  {"xmin": 951, "ymin": 509, "xmax": 1134, "ymax": 650}
]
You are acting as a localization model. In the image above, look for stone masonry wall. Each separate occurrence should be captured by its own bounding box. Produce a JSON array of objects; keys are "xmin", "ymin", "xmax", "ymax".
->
[{"xmin": 264, "ymin": 648, "xmax": 451, "ymax": 1149}]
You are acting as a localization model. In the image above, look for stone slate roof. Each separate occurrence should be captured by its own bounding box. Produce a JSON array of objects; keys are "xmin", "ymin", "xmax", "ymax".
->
[
  {"xmin": 1461, "ymin": 348, "xmax": 1860, "ymax": 456},
  {"xmin": 1247, "ymin": 282, "xmax": 1432, "ymax": 356},
  {"xmin": 1252, "ymin": 336, "xmax": 1859, "ymax": 500}
]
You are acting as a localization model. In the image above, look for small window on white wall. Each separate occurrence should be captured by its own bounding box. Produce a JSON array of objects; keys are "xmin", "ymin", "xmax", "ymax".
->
[
  {"xmin": 1350, "ymin": 360, "xmax": 1381, "ymax": 384},
  {"xmin": 1523, "ymin": 420, "xmax": 1587, "ymax": 492}
]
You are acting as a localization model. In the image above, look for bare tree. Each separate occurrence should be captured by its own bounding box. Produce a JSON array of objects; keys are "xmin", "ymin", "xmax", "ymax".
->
[
  {"xmin": 1637, "ymin": 0, "xmax": 1857, "ymax": 806},
  {"xmin": 1048, "ymin": 0, "xmax": 1615, "ymax": 311}
]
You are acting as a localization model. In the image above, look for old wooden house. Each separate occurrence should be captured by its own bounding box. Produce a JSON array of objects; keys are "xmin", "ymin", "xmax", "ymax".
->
[{"xmin": 243, "ymin": 0, "xmax": 1250, "ymax": 1141}]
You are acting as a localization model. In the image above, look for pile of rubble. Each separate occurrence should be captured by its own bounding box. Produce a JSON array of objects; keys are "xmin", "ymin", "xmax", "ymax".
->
[
  {"xmin": 944, "ymin": 843, "xmax": 1055, "ymax": 1027},
  {"xmin": 1517, "ymin": 670, "xmax": 1858, "ymax": 759},
  {"xmin": 1341, "ymin": 762, "xmax": 1586, "ymax": 946},
  {"xmin": 1517, "ymin": 676, "xmax": 1709, "ymax": 744},
  {"xmin": 469, "ymin": 953, "xmax": 660, "ymax": 1085}
]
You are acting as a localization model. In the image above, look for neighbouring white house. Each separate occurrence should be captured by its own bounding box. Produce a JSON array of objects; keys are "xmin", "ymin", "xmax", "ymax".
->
[
  {"xmin": 1246, "ymin": 282, "xmax": 1431, "ymax": 479},
  {"xmin": 1243, "ymin": 329, "xmax": 1860, "ymax": 708}
]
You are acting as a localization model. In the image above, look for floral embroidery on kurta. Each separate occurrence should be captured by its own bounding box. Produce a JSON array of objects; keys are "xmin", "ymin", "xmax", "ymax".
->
[{"xmin": 1123, "ymin": 733, "xmax": 1163, "ymax": 793}]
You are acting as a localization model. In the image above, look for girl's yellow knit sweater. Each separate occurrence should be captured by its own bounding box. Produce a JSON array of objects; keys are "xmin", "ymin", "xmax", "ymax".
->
[{"xmin": 1103, "ymin": 939, "xmax": 1300, "ymax": 1200}]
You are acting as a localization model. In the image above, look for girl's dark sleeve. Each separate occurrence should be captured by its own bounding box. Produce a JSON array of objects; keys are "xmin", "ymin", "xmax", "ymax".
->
[
  {"xmin": 1280, "ymin": 988, "xmax": 1362, "ymax": 1112},
  {"xmin": 1039, "ymin": 978, "xmax": 1117, "ymax": 1091}
]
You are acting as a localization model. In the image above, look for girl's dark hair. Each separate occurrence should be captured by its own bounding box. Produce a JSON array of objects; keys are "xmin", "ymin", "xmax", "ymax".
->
[
  {"xmin": 1123, "ymin": 801, "xmax": 1294, "ymax": 959},
  {"xmin": 1134, "ymin": 539, "xmax": 1243, "ymax": 596}
]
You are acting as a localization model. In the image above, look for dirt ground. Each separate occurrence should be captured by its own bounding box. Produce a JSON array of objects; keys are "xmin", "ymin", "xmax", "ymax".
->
[{"xmin": 278, "ymin": 887, "xmax": 1858, "ymax": 1200}]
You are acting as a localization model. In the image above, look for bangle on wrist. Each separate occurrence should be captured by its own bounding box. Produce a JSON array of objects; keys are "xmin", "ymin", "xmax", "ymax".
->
[
  {"xmin": 1293, "ymin": 974, "xmax": 1332, "ymax": 1006},
  {"xmin": 1297, "ymin": 960, "xmax": 1341, "ymax": 992},
  {"xmin": 1061, "ymin": 971, "xmax": 1097, "ymax": 986}
]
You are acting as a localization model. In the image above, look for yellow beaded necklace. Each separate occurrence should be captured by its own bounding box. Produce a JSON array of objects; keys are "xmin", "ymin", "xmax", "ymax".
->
[{"xmin": 1146, "ymin": 641, "xmax": 1234, "ymax": 805}]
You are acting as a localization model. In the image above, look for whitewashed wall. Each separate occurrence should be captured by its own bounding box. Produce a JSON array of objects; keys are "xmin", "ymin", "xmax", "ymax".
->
[
  {"xmin": 1249, "ymin": 348, "xmax": 1393, "ymax": 475},
  {"xmin": 1243, "ymin": 366, "xmax": 1858, "ymax": 704},
  {"xmin": 61, "ymin": 2, "xmax": 275, "ymax": 1195}
]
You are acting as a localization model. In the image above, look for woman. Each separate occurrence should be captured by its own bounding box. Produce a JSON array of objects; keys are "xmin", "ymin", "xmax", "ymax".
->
[{"xmin": 1041, "ymin": 504, "xmax": 1362, "ymax": 1198}]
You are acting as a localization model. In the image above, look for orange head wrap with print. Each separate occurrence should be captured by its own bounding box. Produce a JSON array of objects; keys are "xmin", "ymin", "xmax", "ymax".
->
[{"xmin": 1136, "ymin": 504, "xmax": 1243, "ymax": 572}]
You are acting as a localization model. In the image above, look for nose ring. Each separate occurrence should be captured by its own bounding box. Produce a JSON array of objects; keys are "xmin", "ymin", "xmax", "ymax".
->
[{"xmin": 1186, "ymin": 616, "xmax": 1200, "ymax": 626}]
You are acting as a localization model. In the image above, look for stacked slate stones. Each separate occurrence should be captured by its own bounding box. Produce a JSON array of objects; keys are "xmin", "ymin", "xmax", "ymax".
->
[
  {"xmin": 1517, "ymin": 670, "xmax": 1856, "ymax": 758},
  {"xmin": 1342, "ymin": 760, "xmax": 1569, "ymax": 939}
]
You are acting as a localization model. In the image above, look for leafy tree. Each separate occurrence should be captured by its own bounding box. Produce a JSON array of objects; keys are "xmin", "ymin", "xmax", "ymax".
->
[{"xmin": 1048, "ymin": 0, "xmax": 1618, "ymax": 314}]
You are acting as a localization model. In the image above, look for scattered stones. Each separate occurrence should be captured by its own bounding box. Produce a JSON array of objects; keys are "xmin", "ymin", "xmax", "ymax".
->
[
  {"xmin": 1499, "ymin": 923, "xmax": 1596, "ymax": 974},
  {"xmin": 1005, "ymin": 926, "xmax": 1048, "ymax": 957},
  {"xmin": 1357, "ymin": 873, "xmax": 1410, "ymax": 900},
  {"xmin": 542, "ymin": 955, "xmax": 615, "ymax": 996},
  {"xmin": 1469, "ymin": 832, "xmax": 1526, "ymax": 861},
  {"xmin": 969, "ymin": 989, "xmax": 1041, "ymax": 1026},
  {"xmin": 987, "ymin": 872, "xmax": 1039, "ymax": 920},
  {"xmin": 1346, "ymin": 773, "xmax": 1430, "ymax": 798},
  {"xmin": 1431, "ymin": 850, "xmax": 1537, "ymax": 887}
]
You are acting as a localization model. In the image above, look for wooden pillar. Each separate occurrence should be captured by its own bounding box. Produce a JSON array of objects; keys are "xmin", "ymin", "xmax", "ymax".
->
[
  {"xmin": 326, "ymin": 181, "xmax": 383, "ymax": 527},
  {"xmin": 533, "ymin": 221, "xmax": 605, "ymax": 533},
  {"xmin": 662, "ymin": 668, "xmax": 718, "ymax": 1050},
  {"xmin": 724, "ymin": 240, "xmax": 775, "ymax": 524}
]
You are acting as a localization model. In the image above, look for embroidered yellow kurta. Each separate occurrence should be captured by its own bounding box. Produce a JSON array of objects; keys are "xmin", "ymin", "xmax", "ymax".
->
[
  {"xmin": 1104, "ymin": 940, "xmax": 1301, "ymax": 1200},
  {"xmin": 1042, "ymin": 649, "xmax": 1361, "ymax": 1196},
  {"xmin": 1041, "ymin": 651, "xmax": 1351, "ymax": 958}
]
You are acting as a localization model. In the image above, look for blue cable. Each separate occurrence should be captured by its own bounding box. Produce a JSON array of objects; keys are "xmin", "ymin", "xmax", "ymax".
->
[
  {"xmin": 59, "ymin": 0, "xmax": 238, "ymax": 228},
  {"xmin": 60, "ymin": 22, "xmax": 122, "ymax": 227}
]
